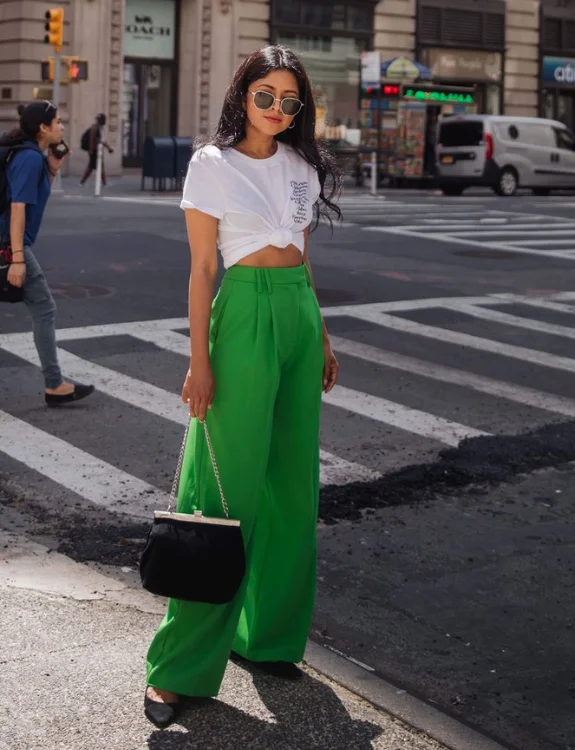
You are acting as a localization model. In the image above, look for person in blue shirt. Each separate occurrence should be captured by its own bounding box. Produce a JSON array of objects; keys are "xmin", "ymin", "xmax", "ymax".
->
[{"xmin": 0, "ymin": 101, "xmax": 94, "ymax": 405}]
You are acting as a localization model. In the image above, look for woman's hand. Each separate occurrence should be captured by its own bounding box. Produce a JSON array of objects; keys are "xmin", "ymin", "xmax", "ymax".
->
[
  {"xmin": 46, "ymin": 149, "xmax": 69, "ymax": 175},
  {"xmin": 7, "ymin": 261, "xmax": 26, "ymax": 288},
  {"xmin": 322, "ymin": 340, "xmax": 339, "ymax": 393},
  {"xmin": 182, "ymin": 360, "xmax": 215, "ymax": 422}
]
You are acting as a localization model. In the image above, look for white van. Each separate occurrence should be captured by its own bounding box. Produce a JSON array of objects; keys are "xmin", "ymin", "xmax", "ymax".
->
[{"xmin": 435, "ymin": 115, "xmax": 575, "ymax": 196}]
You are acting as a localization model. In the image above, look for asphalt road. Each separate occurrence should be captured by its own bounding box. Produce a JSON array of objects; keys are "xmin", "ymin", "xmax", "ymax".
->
[{"xmin": 2, "ymin": 187, "xmax": 575, "ymax": 750}]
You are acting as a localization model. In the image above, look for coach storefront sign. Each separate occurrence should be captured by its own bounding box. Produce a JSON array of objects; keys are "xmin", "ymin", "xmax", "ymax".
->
[
  {"xmin": 542, "ymin": 57, "xmax": 575, "ymax": 86},
  {"xmin": 422, "ymin": 49, "xmax": 502, "ymax": 83},
  {"xmin": 124, "ymin": 0, "xmax": 176, "ymax": 60}
]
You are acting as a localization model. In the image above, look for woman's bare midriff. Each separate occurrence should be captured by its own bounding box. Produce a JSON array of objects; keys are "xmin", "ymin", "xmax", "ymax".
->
[{"xmin": 235, "ymin": 244, "xmax": 303, "ymax": 268}]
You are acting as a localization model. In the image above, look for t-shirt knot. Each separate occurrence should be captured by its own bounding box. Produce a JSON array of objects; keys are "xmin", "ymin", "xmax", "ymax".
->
[{"xmin": 268, "ymin": 228, "xmax": 293, "ymax": 248}]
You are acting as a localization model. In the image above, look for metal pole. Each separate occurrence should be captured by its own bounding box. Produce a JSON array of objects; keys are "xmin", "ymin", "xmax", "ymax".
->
[
  {"xmin": 51, "ymin": 50, "xmax": 63, "ymax": 193},
  {"xmin": 94, "ymin": 141, "xmax": 104, "ymax": 198},
  {"xmin": 370, "ymin": 149, "xmax": 377, "ymax": 197}
]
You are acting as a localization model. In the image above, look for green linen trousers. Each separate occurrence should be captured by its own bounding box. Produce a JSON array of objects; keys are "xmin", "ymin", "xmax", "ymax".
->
[{"xmin": 146, "ymin": 264, "xmax": 324, "ymax": 698}]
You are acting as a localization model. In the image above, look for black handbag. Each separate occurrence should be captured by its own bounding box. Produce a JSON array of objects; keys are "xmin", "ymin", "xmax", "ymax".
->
[
  {"xmin": 0, "ymin": 242, "xmax": 24, "ymax": 303},
  {"xmin": 139, "ymin": 419, "xmax": 246, "ymax": 604}
]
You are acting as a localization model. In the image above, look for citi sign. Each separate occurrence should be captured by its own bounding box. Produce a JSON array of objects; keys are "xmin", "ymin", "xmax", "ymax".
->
[{"xmin": 554, "ymin": 63, "xmax": 575, "ymax": 83}]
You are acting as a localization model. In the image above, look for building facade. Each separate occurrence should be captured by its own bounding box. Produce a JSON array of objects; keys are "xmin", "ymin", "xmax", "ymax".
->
[{"xmin": 0, "ymin": 0, "xmax": 573, "ymax": 176}]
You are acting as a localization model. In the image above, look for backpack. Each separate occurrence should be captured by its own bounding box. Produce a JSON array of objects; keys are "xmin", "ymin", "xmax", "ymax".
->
[
  {"xmin": 80, "ymin": 127, "xmax": 91, "ymax": 152},
  {"xmin": 0, "ymin": 144, "xmax": 42, "ymax": 225}
]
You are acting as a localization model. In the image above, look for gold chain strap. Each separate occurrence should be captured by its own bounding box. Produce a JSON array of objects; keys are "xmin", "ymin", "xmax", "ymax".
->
[{"xmin": 167, "ymin": 421, "xmax": 230, "ymax": 519}]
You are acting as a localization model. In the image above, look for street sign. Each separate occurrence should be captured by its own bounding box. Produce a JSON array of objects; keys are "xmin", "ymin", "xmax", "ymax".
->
[{"xmin": 361, "ymin": 51, "xmax": 380, "ymax": 86}]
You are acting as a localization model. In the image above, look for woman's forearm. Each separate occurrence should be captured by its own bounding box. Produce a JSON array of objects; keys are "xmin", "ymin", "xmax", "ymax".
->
[
  {"xmin": 188, "ymin": 266, "xmax": 217, "ymax": 366},
  {"xmin": 9, "ymin": 203, "xmax": 26, "ymax": 254}
]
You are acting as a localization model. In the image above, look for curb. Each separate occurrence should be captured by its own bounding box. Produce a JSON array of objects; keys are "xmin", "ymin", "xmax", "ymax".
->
[{"xmin": 304, "ymin": 641, "xmax": 511, "ymax": 750}]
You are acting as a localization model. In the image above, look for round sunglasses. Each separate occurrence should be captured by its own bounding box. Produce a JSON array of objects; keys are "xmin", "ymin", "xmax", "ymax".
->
[{"xmin": 249, "ymin": 90, "xmax": 303, "ymax": 117}]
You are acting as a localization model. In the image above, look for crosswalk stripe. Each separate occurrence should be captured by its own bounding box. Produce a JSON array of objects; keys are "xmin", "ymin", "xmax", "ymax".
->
[
  {"xmin": 323, "ymin": 386, "xmax": 488, "ymax": 447},
  {"xmin": 452, "ymin": 227, "xmax": 575, "ymax": 237},
  {"xmin": 492, "ymin": 294, "xmax": 575, "ymax": 314},
  {"xmin": 0, "ymin": 335, "xmax": 377, "ymax": 486},
  {"xmin": 402, "ymin": 222, "xmax": 575, "ymax": 233},
  {"xmin": 0, "ymin": 410, "xmax": 165, "ymax": 517},
  {"xmin": 126, "ymin": 328, "xmax": 485, "ymax": 447},
  {"xmin": 329, "ymin": 336, "xmax": 575, "ymax": 418},
  {"xmin": 369, "ymin": 226, "xmax": 575, "ymax": 261},
  {"xmin": 343, "ymin": 309, "xmax": 575, "ymax": 372},
  {"xmin": 443, "ymin": 302, "xmax": 575, "ymax": 339}
]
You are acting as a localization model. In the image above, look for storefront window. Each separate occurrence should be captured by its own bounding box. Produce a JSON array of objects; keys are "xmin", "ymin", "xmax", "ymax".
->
[{"xmin": 276, "ymin": 33, "xmax": 368, "ymax": 145}]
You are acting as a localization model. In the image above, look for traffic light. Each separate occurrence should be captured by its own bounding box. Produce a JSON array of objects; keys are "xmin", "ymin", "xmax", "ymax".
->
[
  {"xmin": 67, "ymin": 59, "xmax": 88, "ymax": 82},
  {"xmin": 41, "ymin": 58, "xmax": 55, "ymax": 82},
  {"xmin": 44, "ymin": 8, "xmax": 64, "ymax": 52}
]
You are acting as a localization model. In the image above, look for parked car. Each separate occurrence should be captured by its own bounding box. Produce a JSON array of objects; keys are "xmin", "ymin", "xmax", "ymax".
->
[{"xmin": 435, "ymin": 114, "xmax": 575, "ymax": 196}]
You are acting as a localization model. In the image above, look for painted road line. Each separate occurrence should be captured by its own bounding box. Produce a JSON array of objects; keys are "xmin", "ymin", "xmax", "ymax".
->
[
  {"xmin": 444, "ymin": 302, "xmax": 575, "ymax": 340},
  {"xmin": 450, "ymin": 226, "xmax": 575, "ymax": 237},
  {"xmin": 0, "ymin": 410, "xmax": 165, "ymax": 517},
  {"xmin": 324, "ymin": 386, "xmax": 488, "ymax": 447},
  {"xmin": 343, "ymin": 309, "xmax": 575, "ymax": 373},
  {"xmin": 369, "ymin": 226, "xmax": 575, "ymax": 261},
  {"xmin": 491, "ymin": 294, "xmax": 575, "ymax": 315},
  {"xmin": 0, "ymin": 335, "xmax": 376, "ymax": 486},
  {"xmin": 321, "ymin": 296, "xmax": 500, "ymax": 317},
  {"xmin": 329, "ymin": 335, "xmax": 575, "ymax": 418},
  {"xmin": 128, "ymin": 327, "xmax": 483, "ymax": 449},
  {"xmin": 508, "ymin": 238, "xmax": 575, "ymax": 246}
]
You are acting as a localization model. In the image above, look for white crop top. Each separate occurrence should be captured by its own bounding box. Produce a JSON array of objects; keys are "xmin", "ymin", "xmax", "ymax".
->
[{"xmin": 180, "ymin": 141, "xmax": 321, "ymax": 268}]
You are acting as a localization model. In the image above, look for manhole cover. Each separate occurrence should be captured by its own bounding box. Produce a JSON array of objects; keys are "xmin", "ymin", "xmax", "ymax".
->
[
  {"xmin": 452, "ymin": 249, "xmax": 517, "ymax": 260},
  {"xmin": 51, "ymin": 283, "xmax": 115, "ymax": 300},
  {"xmin": 316, "ymin": 288, "xmax": 356, "ymax": 304}
]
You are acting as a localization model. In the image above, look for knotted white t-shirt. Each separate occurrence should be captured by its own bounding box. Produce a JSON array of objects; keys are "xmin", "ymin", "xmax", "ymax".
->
[{"xmin": 180, "ymin": 142, "xmax": 321, "ymax": 268}]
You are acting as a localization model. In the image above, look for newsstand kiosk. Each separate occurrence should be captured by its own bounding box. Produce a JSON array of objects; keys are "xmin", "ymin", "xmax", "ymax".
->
[{"xmin": 359, "ymin": 81, "xmax": 477, "ymax": 186}]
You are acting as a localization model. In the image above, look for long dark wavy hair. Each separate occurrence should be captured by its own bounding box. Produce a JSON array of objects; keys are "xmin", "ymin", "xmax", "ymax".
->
[
  {"xmin": 196, "ymin": 45, "xmax": 342, "ymax": 225},
  {"xmin": 0, "ymin": 101, "xmax": 57, "ymax": 148}
]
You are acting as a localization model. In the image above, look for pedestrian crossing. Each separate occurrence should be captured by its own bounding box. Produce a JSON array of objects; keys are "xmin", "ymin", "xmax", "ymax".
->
[
  {"xmin": 2, "ymin": 291, "xmax": 575, "ymax": 523},
  {"xmin": 335, "ymin": 194, "xmax": 575, "ymax": 261}
]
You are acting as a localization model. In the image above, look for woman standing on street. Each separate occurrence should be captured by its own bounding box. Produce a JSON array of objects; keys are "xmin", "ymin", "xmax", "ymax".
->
[
  {"xmin": 145, "ymin": 45, "xmax": 341, "ymax": 727},
  {"xmin": 0, "ymin": 102, "xmax": 94, "ymax": 405}
]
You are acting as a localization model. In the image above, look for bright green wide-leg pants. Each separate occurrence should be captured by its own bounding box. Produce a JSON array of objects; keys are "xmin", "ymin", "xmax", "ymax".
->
[{"xmin": 146, "ymin": 264, "xmax": 324, "ymax": 697}]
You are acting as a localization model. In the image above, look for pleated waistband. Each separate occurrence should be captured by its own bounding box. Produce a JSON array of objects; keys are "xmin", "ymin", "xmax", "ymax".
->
[{"xmin": 224, "ymin": 264, "xmax": 311, "ymax": 293}]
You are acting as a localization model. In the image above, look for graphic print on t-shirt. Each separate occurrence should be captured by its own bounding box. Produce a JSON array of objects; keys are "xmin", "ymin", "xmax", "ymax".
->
[{"xmin": 290, "ymin": 180, "xmax": 310, "ymax": 225}]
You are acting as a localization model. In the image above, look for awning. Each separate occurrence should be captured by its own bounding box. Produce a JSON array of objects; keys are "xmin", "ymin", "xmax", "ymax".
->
[{"xmin": 381, "ymin": 57, "xmax": 433, "ymax": 82}]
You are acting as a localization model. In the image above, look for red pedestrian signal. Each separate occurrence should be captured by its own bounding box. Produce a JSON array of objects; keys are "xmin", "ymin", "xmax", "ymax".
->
[
  {"xmin": 67, "ymin": 59, "xmax": 88, "ymax": 82},
  {"xmin": 44, "ymin": 7, "xmax": 64, "ymax": 52}
]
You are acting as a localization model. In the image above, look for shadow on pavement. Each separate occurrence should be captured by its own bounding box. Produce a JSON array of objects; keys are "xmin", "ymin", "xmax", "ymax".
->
[{"xmin": 147, "ymin": 669, "xmax": 382, "ymax": 749}]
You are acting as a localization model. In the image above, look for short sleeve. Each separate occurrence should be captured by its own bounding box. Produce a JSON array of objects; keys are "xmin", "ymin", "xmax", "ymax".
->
[
  {"xmin": 310, "ymin": 166, "xmax": 321, "ymax": 205},
  {"xmin": 8, "ymin": 150, "xmax": 45, "ymax": 205},
  {"xmin": 180, "ymin": 147, "xmax": 226, "ymax": 219}
]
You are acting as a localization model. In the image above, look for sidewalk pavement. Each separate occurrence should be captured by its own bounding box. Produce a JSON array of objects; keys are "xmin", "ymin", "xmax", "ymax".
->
[{"xmin": 0, "ymin": 531, "xmax": 452, "ymax": 750}]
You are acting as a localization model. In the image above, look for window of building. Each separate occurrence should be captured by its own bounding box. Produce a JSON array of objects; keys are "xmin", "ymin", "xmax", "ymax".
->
[
  {"xmin": 272, "ymin": 1, "xmax": 375, "ymax": 147},
  {"xmin": 418, "ymin": 1, "xmax": 505, "ymax": 51}
]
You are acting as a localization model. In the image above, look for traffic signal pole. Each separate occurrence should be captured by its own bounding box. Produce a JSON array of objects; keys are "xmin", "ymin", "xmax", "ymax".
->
[{"xmin": 51, "ymin": 49, "xmax": 63, "ymax": 193}]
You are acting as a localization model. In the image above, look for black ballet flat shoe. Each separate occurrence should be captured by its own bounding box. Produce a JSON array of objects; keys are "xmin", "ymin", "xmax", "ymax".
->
[
  {"xmin": 45, "ymin": 384, "xmax": 95, "ymax": 407},
  {"xmin": 144, "ymin": 688, "xmax": 181, "ymax": 728},
  {"xmin": 230, "ymin": 651, "xmax": 303, "ymax": 680}
]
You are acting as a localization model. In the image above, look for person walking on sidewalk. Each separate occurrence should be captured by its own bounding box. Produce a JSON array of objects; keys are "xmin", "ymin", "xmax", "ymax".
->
[
  {"xmin": 144, "ymin": 45, "xmax": 341, "ymax": 728},
  {"xmin": 80, "ymin": 114, "xmax": 113, "ymax": 187},
  {"xmin": 0, "ymin": 102, "xmax": 94, "ymax": 405}
]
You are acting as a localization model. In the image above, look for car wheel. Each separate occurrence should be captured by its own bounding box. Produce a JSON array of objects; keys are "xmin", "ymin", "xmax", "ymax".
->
[
  {"xmin": 440, "ymin": 185, "xmax": 465, "ymax": 196},
  {"xmin": 532, "ymin": 188, "xmax": 551, "ymax": 196},
  {"xmin": 494, "ymin": 168, "xmax": 518, "ymax": 197}
]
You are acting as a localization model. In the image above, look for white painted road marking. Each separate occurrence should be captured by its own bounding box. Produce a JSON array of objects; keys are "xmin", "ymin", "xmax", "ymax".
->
[{"xmin": 0, "ymin": 410, "xmax": 165, "ymax": 517}]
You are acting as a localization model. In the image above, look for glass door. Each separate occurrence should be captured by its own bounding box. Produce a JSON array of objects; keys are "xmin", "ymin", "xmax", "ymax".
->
[{"xmin": 122, "ymin": 60, "xmax": 175, "ymax": 167}]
